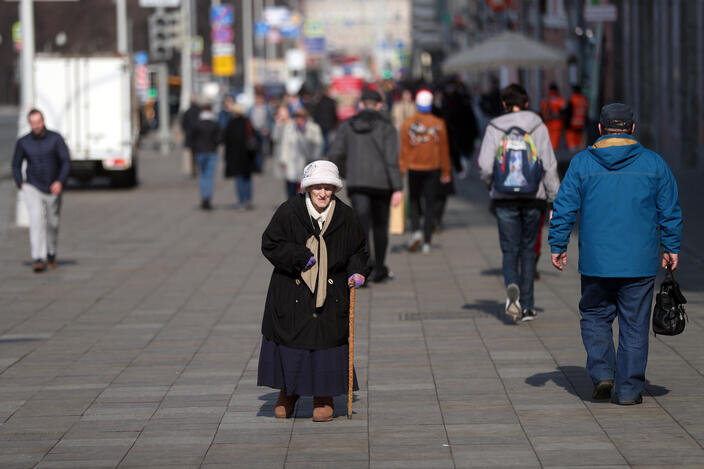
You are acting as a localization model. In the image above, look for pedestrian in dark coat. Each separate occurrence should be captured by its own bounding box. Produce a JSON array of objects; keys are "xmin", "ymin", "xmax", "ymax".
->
[
  {"xmin": 191, "ymin": 103, "xmax": 220, "ymax": 210},
  {"xmin": 223, "ymin": 103, "xmax": 257, "ymax": 209},
  {"xmin": 258, "ymin": 160, "xmax": 369, "ymax": 422}
]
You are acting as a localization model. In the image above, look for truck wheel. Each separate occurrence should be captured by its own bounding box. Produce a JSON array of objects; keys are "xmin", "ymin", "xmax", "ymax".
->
[{"xmin": 110, "ymin": 166, "xmax": 137, "ymax": 188}]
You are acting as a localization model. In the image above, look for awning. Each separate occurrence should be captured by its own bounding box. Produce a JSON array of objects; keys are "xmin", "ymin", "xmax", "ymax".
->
[{"xmin": 442, "ymin": 31, "xmax": 568, "ymax": 73}]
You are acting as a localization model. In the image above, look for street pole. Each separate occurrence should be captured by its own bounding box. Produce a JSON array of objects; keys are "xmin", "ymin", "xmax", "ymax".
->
[
  {"xmin": 16, "ymin": 0, "xmax": 35, "ymax": 227},
  {"xmin": 242, "ymin": 0, "xmax": 254, "ymax": 101},
  {"xmin": 157, "ymin": 64, "xmax": 170, "ymax": 155},
  {"xmin": 19, "ymin": 0, "xmax": 35, "ymax": 119},
  {"xmin": 116, "ymin": 0, "xmax": 128, "ymax": 55},
  {"xmin": 179, "ymin": 0, "xmax": 192, "ymax": 112}
]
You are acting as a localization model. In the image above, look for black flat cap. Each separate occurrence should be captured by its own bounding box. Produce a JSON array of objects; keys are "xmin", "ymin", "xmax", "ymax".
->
[
  {"xmin": 361, "ymin": 88, "xmax": 383, "ymax": 102},
  {"xmin": 600, "ymin": 103, "xmax": 634, "ymax": 130}
]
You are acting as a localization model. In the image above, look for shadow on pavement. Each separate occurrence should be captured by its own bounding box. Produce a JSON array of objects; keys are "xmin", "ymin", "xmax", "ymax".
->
[
  {"xmin": 257, "ymin": 391, "xmax": 278, "ymax": 417},
  {"xmin": 463, "ymin": 300, "xmax": 515, "ymax": 325},
  {"xmin": 525, "ymin": 365, "xmax": 670, "ymax": 402}
]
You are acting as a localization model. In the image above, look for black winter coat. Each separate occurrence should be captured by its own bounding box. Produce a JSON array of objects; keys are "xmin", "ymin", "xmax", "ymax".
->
[
  {"xmin": 261, "ymin": 194, "xmax": 370, "ymax": 350},
  {"xmin": 191, "ymin": 115, "xmax": 220, "ymax": 154},
  {"xmin": 223, "ymin": 115, "xmax": 257, "ymax": 178}
]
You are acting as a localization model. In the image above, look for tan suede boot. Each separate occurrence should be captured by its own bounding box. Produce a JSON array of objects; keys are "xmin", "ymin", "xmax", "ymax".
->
[
  {"xmin": 312, "ymin": 396, "xmax": 334, "ymax": 422},
  {"xmin": 274, "ymin": 390, "xmax": 299, "ymax": 419}
]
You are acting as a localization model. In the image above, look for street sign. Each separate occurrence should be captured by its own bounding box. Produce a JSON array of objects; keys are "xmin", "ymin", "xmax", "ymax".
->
[
  {"xmin": 584, "ymin": 3, "xmax": 617, "ymax": 22},
  {"xmin": 211, "ymin": 5, "xmax": 235, "ymax": 77},
  {"xmin": 139, "ymin": 0, "xmax": 180, "ymax": 7}
]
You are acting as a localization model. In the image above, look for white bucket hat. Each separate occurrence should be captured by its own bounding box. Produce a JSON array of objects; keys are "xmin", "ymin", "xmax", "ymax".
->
[{"xmin": 300, "ymin": 160, "xmax": 343, "ymax": 192}]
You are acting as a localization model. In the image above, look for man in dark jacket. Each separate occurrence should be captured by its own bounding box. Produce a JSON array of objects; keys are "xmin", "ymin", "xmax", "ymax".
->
[
  {"xmin": 313, "ymin": 86, "xmax": 338, "ymax": 153},
  {"xmin": 191, "ymin": 103, "xmax": 221, "ymax": 210},
  {"xmin": 549, "ymin": 103, "xmax": 683, "ymax": 405},
  {"xmin": 327, "ymin": 89, "xmax": 403, "ymax": 282},
  {"xmin": 181, "ymin": 99, "xmax": 200, "ymax": 178},
  {"xmin": 12, "ymin": 108, "xmax": 71, "ymax": 272}
]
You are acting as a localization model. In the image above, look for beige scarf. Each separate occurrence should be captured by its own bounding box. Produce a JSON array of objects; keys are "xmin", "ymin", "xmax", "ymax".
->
[{"xmin": 301, "ymin": 199, "xmax": 336, "ymax": 308}]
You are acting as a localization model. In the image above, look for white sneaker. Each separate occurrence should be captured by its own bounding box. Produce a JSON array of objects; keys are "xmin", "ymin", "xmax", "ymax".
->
[
  {"xmin": 408, "ymin": 231, "xmax": 423, "ymax": 252},
  {"xmin": 505, "ymin": 283, "xmax": 521, "ymax": 322},
  {"xmin": 421, "ymin": 243, "xmax": 430, "ymax": 254}
]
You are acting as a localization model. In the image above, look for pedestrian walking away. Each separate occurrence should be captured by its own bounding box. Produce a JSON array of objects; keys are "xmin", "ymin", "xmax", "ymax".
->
[
  {"xmin": 223, "ymin": 103, "xmax": 258, "ymax": 210},
  {"xmin": 312, "ymin": 86, "xmax": 339, "ymax": 154},
  {"xmin": 257, "ymin": 160, "xmax": 369, "ymax": 422},
  {"xmin": 540, "ymin": 82, "xmax": 566, "ymax": 151},
  {"xmin": 549, "ymin": 103, "xmax": 683, "ymax": 405},
  {"xmin": 478, "ymin": 84, "xmax": 560, "ymax": 323},
  {"xmin": 399, "ymin": 89, "xmax": 452, "ymax": 254},
  {"xmin": 12, "ymin": 108, "xmax": 71, "ymax": 273},
  {"xmin": 275, "ymin": 107, "xmax": 323, "ymax": 200},
  {"xmin": 327, "ymin": 88, "xmax": 403, "ymax": 283},
  {"xmin": 181, "ymin": 98, "xmax": 200, "ymax": 178},
  {"xmin": 191, "ymin": 102, "xmax": 221, "ymax": 210}
]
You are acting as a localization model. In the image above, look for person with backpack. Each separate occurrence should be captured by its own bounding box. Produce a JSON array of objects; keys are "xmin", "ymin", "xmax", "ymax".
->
[
  {"xmin": 478, "ymin": 84, "xmax": 560, "ymax": 322},
  {"xmin": 548, "ymin": 103, "xmax": 682, "ymax": 405}
]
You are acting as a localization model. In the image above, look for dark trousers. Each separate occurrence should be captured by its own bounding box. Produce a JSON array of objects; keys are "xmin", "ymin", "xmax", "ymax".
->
[
  {"xmin": 349, "ymin": 191, "xmax": 391, "ymax": 274},
  {"xmin": 408, "ymin": 169, "xmax": 440, "ymax": 243},
  {"xmin": 579, "ymin": 275, "xmax": 655, "ymax": 401},
  {"xmin": 285, "ymin": 181, "xmax": 298, "ymax": 200},
  {"xmin": 495, "ymin": 206, "xmax": 542, "ymax": 310}
]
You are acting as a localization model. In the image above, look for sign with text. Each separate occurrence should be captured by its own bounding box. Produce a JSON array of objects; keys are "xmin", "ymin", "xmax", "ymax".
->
[{"xmin": 211, "ymin": 5, "xmax": 235, "ymax": 76}]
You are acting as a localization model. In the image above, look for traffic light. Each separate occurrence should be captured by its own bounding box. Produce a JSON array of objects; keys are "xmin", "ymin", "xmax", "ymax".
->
[{"xmin": 148, "ymin": 10, "xmax": 181, "ymax": 61}]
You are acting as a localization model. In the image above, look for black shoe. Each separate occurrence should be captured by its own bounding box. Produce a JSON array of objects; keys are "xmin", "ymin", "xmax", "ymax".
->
[
  {"xmin": 592, "ymin": 379, "xmax": 614, "ymax": 400},
  {"xmin": 617, "ymin": 394, "xmax": 642, "ymax": 405},
  {"xmin": 201, "ymin": 199, "xmax": 212, "ymax": 210},
  {"xmin": 520, "ymin": 309, "xmax": 536, "ymax": 322}
]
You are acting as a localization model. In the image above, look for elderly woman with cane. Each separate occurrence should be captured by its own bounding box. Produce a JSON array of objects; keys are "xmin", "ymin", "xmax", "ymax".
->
[{"xmin": 258, "ymin": 160, "xmax": 368, "ymax": 422}]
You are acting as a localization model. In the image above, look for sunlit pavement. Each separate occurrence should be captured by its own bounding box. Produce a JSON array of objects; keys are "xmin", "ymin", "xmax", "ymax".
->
[{"xmin": 0, "ymin": 136, "xmax": 703, "ymax": 468}]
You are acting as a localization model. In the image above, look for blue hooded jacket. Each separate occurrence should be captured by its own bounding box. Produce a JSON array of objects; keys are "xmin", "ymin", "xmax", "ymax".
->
[{"xmin": 548, "ymin": 135, "xmax": 682, "ymax": 278}]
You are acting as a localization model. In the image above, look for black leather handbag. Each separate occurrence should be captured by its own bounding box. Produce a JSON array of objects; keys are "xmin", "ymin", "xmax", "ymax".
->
[{"xmin": 652, "ymin": 266, "xmax": 688, "ymax": 336}]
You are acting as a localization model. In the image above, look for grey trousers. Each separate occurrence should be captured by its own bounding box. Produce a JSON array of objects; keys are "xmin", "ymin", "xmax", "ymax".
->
[{"xmin": 23, "ymin": 184, "xmax": 61, "ymax": 260}]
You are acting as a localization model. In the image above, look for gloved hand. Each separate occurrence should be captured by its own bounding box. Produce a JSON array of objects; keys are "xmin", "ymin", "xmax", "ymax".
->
[
  {"xmin": 304, "ymin": 256, "xmax": 316, "ymax": 271},
  {"xmin": 348, "ymin": 273, "xmax": 365, "ymax": 289}
]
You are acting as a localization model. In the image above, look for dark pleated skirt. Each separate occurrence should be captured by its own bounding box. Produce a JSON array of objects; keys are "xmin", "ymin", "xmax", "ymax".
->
[{"xmin": 257, "ymin": 336, "xmax": 359, "ymax": 397}]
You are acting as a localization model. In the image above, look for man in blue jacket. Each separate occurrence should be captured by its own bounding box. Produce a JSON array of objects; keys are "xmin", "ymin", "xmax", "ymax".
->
[
  {"xmin": 548, "ymin": 103, "xmax": 682, "ymax": 405},
  {"xmin": 12, "ymin": 109, "xmax": 71, "ymax": 273}
]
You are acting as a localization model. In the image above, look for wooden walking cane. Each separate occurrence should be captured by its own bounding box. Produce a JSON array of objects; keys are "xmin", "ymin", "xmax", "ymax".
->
[{"xmin": 347, "ymin": 284, "xmax": 356, "ymax": 419}]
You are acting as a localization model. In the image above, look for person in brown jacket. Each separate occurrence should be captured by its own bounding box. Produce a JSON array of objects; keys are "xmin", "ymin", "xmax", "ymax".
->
[{"xmin": 399, "ymin": 89, "xmax": 452, "ymax": 253}]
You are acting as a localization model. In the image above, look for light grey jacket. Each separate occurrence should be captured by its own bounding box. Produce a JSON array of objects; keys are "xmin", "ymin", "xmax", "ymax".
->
[{"xmin": 477, "ymin": 110, "xmax": 560, "ymax": 202}]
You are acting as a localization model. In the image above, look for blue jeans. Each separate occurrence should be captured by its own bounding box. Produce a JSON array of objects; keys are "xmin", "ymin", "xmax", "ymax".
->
[
  {"xmin": 495, "ymin": 206, "xmax": 542, "ymax": 309},
  {"xmin": 579, "ymin": 276, "xmax": 655, "ymax": 401},
  {"xmin": 235, "ymin": 175, "xmax": 252, "ymax": 205},
  {"xmin": 195, "ymin": 152, "xmax": 217, "ymax": 201}
]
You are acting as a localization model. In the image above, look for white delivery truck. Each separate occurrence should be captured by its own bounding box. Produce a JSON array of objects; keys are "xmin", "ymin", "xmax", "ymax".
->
[{"xmin": 30, "ymin": 55, "xmax": 139, "ymax": 187}]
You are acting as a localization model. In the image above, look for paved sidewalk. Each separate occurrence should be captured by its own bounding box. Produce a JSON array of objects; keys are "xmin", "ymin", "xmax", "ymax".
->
[{"xmin": 0, "ymin": 138, "xmax": 703, "ymax": 468}]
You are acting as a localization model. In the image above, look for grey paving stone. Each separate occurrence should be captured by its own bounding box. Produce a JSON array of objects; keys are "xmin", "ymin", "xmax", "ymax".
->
[{"xmin": 1, "ymin": 137, "xmax": 703, "ymax": 467}]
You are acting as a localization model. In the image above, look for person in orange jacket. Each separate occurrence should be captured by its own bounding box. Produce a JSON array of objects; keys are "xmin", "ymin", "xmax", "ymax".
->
[
  {"xmin": 565, "ymin": 85, "xmax": 589, "ymax": 151},
  {"xmin": 399, "ymin": 89, "xmax": 452, "ymax": 254},
  {"xmin": 540, "ymin": 83, "xmax": 566, "ymax": 150}
]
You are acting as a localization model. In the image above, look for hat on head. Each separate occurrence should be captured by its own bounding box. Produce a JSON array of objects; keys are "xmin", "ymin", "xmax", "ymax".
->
[
  {"xmin": 415, "ymin": 89, "xmax": 433, "ymax": 113},
  {"xmin": 600, "ymin": 103, "xmax": 634, "ymax": 130},
  {"xmin": 361, "ymin": 88, "xmax": 383, "ymax": 103},
  {"xmin": 300, "ymin": 160, "xmax": 343, "ymax": 192}
]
